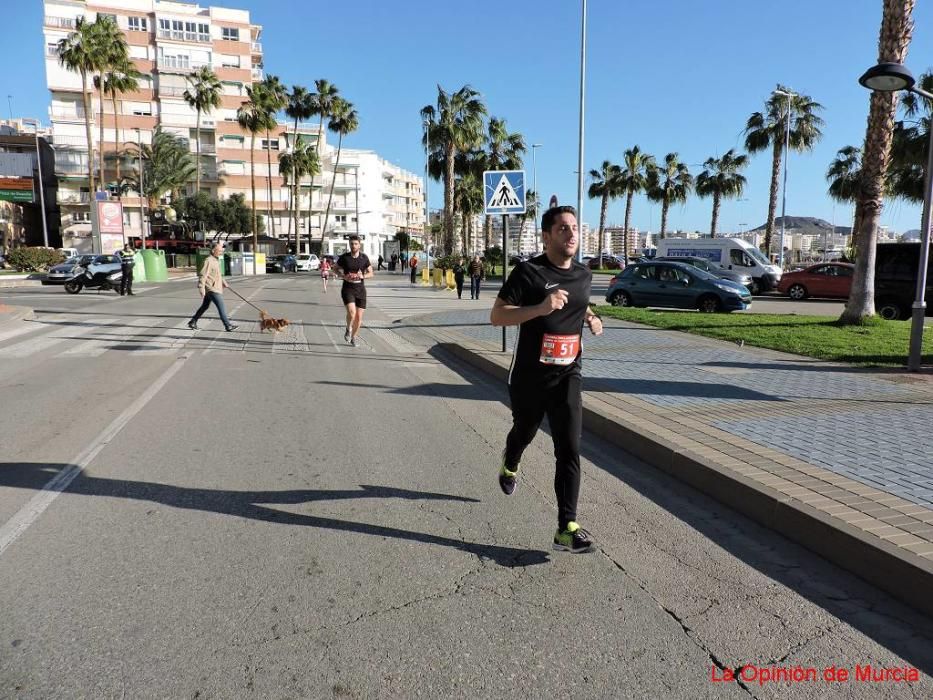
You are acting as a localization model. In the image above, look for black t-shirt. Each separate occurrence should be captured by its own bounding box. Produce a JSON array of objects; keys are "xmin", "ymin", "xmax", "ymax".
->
[
  {"xmin": 497, "ymin": 254, "xmax": 592, "ymax": 385},
  {"xmin": 337, "ymin": 252, "xmax": 371, "ymax": 285}
]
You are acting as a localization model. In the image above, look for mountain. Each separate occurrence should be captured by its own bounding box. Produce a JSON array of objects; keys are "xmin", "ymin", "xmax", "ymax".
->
[{"xmin": 750, "ymin": 217, "xmax": 851, "ymax": 236}]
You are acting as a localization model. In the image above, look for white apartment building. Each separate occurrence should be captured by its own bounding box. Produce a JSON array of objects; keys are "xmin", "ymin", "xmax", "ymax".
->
[{"xmin": 42, "ymin": 0, "xmax": 423, "ymax": 257}]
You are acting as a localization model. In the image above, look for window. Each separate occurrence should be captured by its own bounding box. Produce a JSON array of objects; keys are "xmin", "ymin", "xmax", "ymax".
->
[
  {"xmin": 46, "ymin": 42, "xmax": 60, "ymax": 57},
  {"xmin": 97, "ymin": 13, "xmax": 117, "ymax": 25},
  {"xmin": 127, "ymin": 16, "xmax": 147, "ymax": 31},
  {"xmin": 261, "ymin": 138, "xmax": 279, "ymax": 151},
  {"xmin": 730, "ymin": 249, "xmax": 753, "ymax": 267},
  {"xmin": 837, "ymin": 265, "xmax": 853, "ymax": 278},
  {"xmin": 335, "ymin": 215, "xmax": 347, "ymax": 225},
  {"xmin": 184, "ymin": 21, "xmax": 210, "ymax": 42},
  {"xmin": 636, "ymin": 265, "xmax": 657, "ymax": 281},
  {"xmin": 221, "ymin": 27, "xmax": 239, "ymax": 41}
]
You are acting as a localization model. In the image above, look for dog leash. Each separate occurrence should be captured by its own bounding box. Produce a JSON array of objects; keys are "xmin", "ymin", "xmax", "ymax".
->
[{"xmin": 225, "ymin": 285, "xmax": 267, "ymax": 314}]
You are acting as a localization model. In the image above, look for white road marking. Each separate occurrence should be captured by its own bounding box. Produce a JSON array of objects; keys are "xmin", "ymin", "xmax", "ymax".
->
[
  {"xmin": 320, "ymin": 320, "xmax": 342, "ymax": 353},
  {"xmin": 0, "ymin": 319, "xmax": 114, "ymax": 358},
  {"xmin": 59, "ymin": 318, "xmax": 153, "ymax": 357},
  {"xmin": 0, "ymin": 355, "xmax": 188, "ymax": 557}
]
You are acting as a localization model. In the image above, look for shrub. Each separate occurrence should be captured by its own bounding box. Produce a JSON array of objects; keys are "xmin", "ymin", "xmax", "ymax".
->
[{"xmin": 5, "ymin": 247, "xmax": 64, "ymax": 272}]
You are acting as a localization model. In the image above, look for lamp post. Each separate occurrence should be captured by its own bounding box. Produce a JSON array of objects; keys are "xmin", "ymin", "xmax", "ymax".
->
[
  {"xmin": 773, "ymin": 89, "xmax": 796, "ymax": 269},
  {"xmin": 575, "ymin": 0, "xmax": 587, "ymax": 262},
  {"xmin": 423, "ymin": 118, "xmax": 430, "ymax": 274},
  {"xmin": 135, "ymin": 128, "xmax": 147, "ymax": 249},
  {"xmin": 859, "ymin": 62, "xmax": 933, "ymax": 372},
  {"xmin": 531, "ymin": 142, "xmax": 542, "ymax": 229},
  {"xmin": 23, "ymin": 119, "xmax": 48, "ymax": 248}
]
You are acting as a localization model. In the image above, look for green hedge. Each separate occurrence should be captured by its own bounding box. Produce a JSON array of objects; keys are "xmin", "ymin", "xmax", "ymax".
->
[{"xmin": 6, "ymin": 247, "xmax": 64, "ymax": 272}]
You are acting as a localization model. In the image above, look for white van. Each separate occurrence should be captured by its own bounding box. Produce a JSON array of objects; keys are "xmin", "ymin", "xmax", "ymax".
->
[{"xmin": 654, "ymin": 238, "xmax": 781, "ymax": 294}]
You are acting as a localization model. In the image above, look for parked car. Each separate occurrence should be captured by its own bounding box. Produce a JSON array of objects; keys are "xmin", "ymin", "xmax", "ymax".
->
[
  {"xmin": 266, "ymin": 254, "xmax": 297, "ymax": 273},
  {"xmin": 776, "ymin": 262, "xmax": 854, "ymax": 300},
  {"xmin": 873, "ymin": 242, "xmax": 933, "ymax": 320},
  {"xmin": 655, "ymin": 255, "xmax": 753, "ymax": 290},
  {"xmin": 605, "ymin": 261, "xmax": 752, "ymax": 312},
  {"xmin": 43, "ymin": 254, "xmax": 99, "ymax": 284},
  {"xmin": 295, "ymin": 253, "xmax": 320, "ymax": 272},
  {"xmin": 587, "ymin": 255, "xmax": 623, "ymax": 270}
]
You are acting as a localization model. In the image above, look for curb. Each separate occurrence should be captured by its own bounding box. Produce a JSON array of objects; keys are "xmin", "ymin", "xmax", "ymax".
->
[{"xmin": 436, "ymin": 340, "xmax": 933, "ymax": 618}]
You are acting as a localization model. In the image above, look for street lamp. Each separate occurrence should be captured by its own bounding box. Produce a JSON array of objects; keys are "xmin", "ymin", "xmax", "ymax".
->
[
  {"xmin": 858, "ymin": 62, "xmax": 933, "ymax": 372},
  {"xmin": 774, "ymin": 89, "xmax": 796, "ymax": 269},
  {"xmin": 531, "ymin": 142, "xmax": 542, "ymax": 223},
  {"xmin": 422, "ymin": 118, "xmax": 431, "ymax": 274},
  {"xmin": 22, "ymin": 118, "xmax": 48, "ymax": 248}
]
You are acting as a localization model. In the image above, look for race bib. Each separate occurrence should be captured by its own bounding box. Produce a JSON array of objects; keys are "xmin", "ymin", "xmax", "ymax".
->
[{"xmin": 539, "ymin": 333, "xmax": 580, "ymax": 365}]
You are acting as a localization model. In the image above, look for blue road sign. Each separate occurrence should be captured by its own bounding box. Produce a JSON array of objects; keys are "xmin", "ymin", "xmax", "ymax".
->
[{"xmin": 483, "ymin": 170, "xmax": 525, "ymax": 215}]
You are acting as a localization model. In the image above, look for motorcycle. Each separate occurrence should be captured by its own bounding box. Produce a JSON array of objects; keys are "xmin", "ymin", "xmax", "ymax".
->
[{"xmin": 63, "ymin": 265, "xmax": 123, "ymax": 294}]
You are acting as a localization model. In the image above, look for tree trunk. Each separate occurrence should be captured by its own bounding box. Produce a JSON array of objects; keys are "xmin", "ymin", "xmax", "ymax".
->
[
  {"xmin": 764, "ymin": 137, "xmax": 782, "ymax": 255},
  {"xmin": 308, "ymin": 113, "xmax": 325, "ymax": 256},
  {"xmin": 484, "ymin": 214, "xmax": 492, "ymax": 254},
  {"xmin": 660, "ymin": 197, "xmax": 670, "ymax": 239},
  {"xmin": 98, "ymin": 76, "xmax": 105, "ymax": 188},
  {"xmin": 195, "ymin": 108, "xmax": 202, "ymax": 193},
  {"xmin": 841, "ymin": 0, "xmax": 915, "ymax": 324},
  {"xmin": 113, "ymin": 95, "xmax": 121, "ymax": 184},
  {"xmin": 250, "ymin": 132, "xmax": 257, "ymax": 274},
  {"xmin": 623, "ymin": 191, "xmax": 633, "ymax": 260},
  {"xmin": 597, "ymin": 192, "xmax": 608, "ymax": 265},
  {"xmin": 321, "ymin": 134, "xmax": 344, "ymax": 245},
  {"xmin": 444, "ymin": 143, "xmax": 456, "ymax": 254},
  {"xmin": 265, "ymin": 128, "xmax": 275, "ymax": 237},
  {"xmin": 711, "ymin": 194, "xmax": 721, "ymax": 238}
]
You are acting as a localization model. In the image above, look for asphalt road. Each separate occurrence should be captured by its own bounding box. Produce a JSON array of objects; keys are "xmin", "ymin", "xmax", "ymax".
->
[{"xmin": 0, "ymin": 274, "xmax": 930, "ymax": 698}]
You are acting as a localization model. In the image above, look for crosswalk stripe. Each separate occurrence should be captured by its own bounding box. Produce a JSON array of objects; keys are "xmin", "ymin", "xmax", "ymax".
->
[
  {"xmin": 0, "ymin": 318, "xmax": 119, "ymax": 358},
  {"xmin": 59, "ymin": 318, "xmax": 158, "ymax": 357}
]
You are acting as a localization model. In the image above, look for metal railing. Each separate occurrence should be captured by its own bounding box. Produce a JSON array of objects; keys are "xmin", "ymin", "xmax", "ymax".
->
[
  {"xmin": 157, "ymin": 29, "xmax": 210, "ymax": 43},
  {"xmin": 57, "ymin": 191, "xmax": 90, "ymax": 204},
  {"xmin": 48, "ymin": 134, "xmax": 89, "ymax": 148},
  {"xmin": 251, "ymin": 42, "xmax": 262, "ymax": 52},
  {"xmin": 251, "ymin": 68, "xmax": 264, "ymax": 81},
  {"xmin": 159, "ymin": 86, "xmax": 188, "ymax": 98},
  {"xmin": 45, "ymin": 16, "xmax": 74, "ymax": 29}
]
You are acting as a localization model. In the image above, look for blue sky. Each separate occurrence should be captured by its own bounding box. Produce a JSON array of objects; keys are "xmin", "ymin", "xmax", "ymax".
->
[{"xmin": 6, "ymin": 0, "xmax": 933, "ymax": 233}]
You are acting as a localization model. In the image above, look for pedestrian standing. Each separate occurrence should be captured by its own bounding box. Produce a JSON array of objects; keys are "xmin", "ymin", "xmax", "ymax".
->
[
  {"xmin": 378, "ymin": 254, "xmax": 385, "ymax": 271},
  {"xmin": 468, "ymin": 254, "xmax": 484, "ymax": 299},
  {"xmin": 119, "ymin": 243, "xmax": 136, "ymax": 296},
  {"xmin": 188, "ymin": 243, "xmax": 238, "ymax": 332},
  {"xmin": 335, "ymin": 235, "xmax": 372, "ymax": 347},
  {"xmin": 453, "ymin": 257, "xmax": 466, "ymax": 299},
  {"xmin": 490, "ymin": 206, "xmax": 603, "ymax": 553},
  {"xmin": 409, "ymin": 254, "xmax": 419, "ymax": 285},
  {"xmin": 390, "ymin": 253, "xmax": 398, "ymax": 272}
]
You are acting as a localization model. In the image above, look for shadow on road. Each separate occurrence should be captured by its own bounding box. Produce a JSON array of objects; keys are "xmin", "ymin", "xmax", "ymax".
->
[{"xmin": 0, "ymin": 463, "xmax": 547, "ymax": 568}]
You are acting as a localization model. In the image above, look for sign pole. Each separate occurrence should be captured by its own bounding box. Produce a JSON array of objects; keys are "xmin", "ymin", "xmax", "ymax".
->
[{"xmin": 502, "ymin": 213, "xmax": 508, "ymax": 351}]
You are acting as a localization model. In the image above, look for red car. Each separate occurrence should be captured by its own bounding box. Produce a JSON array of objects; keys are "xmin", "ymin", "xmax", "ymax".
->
[{"xmin": 777, "ymin": 262, "xmax": 854, "ymax": 300}]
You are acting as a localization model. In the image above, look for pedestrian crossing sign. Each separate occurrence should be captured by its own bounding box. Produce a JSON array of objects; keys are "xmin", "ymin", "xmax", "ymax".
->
[{"xmin": 483, "ymin": 170, "xmax": 526, "ymax": 215}]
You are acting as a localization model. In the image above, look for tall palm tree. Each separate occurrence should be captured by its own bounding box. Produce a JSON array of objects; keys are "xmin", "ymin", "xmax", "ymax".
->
[
  {"xmin": 587, "ymin": 160, "xmax": 622, "ymax": 266},
  {"xmin": 97, "ymin": 58, "xmax": 141, "ymax": 185},
  {"xmin": 646, "ymin": 153, "xmax": 693, "ymax": 239},
  {"xmin": 454, "ymin": 171, "xmax": 484, "ymax": 254},
  {"xmin": 88, "ymin": 17, "xmax": 128, "ymax": 188},
  {"xmin": 279, "ymin": 141, "xmax": 320, "ymax": 254},
  {"xmin": 237, "ymin": 90, "xmax": 270, "ymax": 271},
  {"xmin": 123, "ymin": 128, "xmax": 195, "ymax": 210},
  {"xmin": 306, "ymin": 80, "xmax": 339, "ymax": 248},
  {"xmin": 284, "ymin": 85, "xmax": 314, "ymax": 244},
  {"xmin": 257, "ymin": 76, "xmax": 287, "ymax": 237},
  {"xmin": 695, "ymin": 149, "xmax": 749, "ymax": 237},
  {"xmin": 744, "ymin": 85, "xmax": 825, "ymax": 255},
  {"xmin": 842, "ymin": 0, "xmax": 915, "ymax": 324},
  {"xmin": 57, "ymin": 16, "xmax": 117, "ymax": 195},
  {"xmin": 183, "ymin": 66, "xmax": 223, "ymax": 193},
  {"xmin": 421, "ymin": 85, "xmax": 488, "ymax": 254},
  {"xmin": 618, "ymin": 146, "xmax": 656, "ymax": 258},
  {"xmin": 888, "ymin": 70, "xmax": 932, "ymax": 205},
  {"xmin": 519, "ymin": 189, "xmax": 540, "ymax": 250},
  {"xmin": 826, "ymin": 145, "xmax": 865, "ymax": 245},
  {"xmin": 480, "ymin": 117, "xmax": 525, "ymax": 254},
  {"xmin": 321, "ymin": 98, "xmax": 359, "ymax": 245}
]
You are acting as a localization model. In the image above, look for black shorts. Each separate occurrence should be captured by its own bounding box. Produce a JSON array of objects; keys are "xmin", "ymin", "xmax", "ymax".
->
[{"xmin": 340, "ymin": 283, "xmax": 367, "ymax": 309}]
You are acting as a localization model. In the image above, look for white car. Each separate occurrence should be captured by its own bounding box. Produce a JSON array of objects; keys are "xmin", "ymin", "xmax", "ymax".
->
[{"xmin": 295, "ymin": 254, "xmax": 320, "ymax": 272}]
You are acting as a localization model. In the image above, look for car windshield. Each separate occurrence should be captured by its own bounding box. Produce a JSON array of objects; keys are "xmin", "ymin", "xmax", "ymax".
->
[
  {"xmin": 746, "ymin": 247, "xmax": 770, "ymax": 265},
  {"xmin": 675, "ymin": 264, "xmax": 718, "ymax": 281}
]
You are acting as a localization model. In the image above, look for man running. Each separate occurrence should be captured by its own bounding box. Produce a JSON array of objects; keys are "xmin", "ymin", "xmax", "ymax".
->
[
  {"xmin": 335, "ymin": 235, "xmax": 372, "ymax": 347},
  {"xmin": 490, "ymin": 205, "xmax": 603, "ymax": 553}
]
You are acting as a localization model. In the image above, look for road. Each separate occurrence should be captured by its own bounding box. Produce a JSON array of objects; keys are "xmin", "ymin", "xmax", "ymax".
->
[{"xmin": 0, "ymin": 274, "xmax": 930, "ymax": 698}]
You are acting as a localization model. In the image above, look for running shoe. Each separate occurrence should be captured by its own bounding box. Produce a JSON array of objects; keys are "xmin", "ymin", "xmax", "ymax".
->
[
  {"xmin": 350, "ymin": 336, "xmax": 358, "ymax": 347},
  {"xmin": 225, "ymin": 324, "xmax": 239, "ymax": 332},
  {"xmin": 187, "ymin": 321, "xmax": 199, "ymax": 330},
  {"xmin": 553, "ymin": 522, "xmax": 595, "ymax": 553},
  {"xmin": 344, "ymin": 328, "xmax": 351, "ymax": 343},
  {"xmin": 498, "ymin": 463, "xmax": 517, "ymax": 496}
]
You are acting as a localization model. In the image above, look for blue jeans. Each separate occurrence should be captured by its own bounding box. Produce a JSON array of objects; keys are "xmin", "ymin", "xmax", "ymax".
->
[
  {"xmin": 470, "ymin": 276, "xmax": 482, "ymax": 298},
  {"xmin": 191, "ymin": 291, "xmax": 232, "ymax": 328}
]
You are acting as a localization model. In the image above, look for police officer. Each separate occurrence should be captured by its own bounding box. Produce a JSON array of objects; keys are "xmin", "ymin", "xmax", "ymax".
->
[{"xmin": 119, "ymin": 243, "xmax": 136, "ymax": 296}]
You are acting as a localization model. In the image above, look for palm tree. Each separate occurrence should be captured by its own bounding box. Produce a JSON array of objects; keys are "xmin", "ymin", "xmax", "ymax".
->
[
  {"xmin": 57, "ymin": 17, "xmax": 120, "ymax": 195},
  {"xmin": 744, "ymin": 85, "xmax": 825, "ymax": 255},
  {"xmin": 87, "ymin": 17, "xmax": 128, "ymax": 188},
  {"xmin": 237, "ymin": 90, "xmax": 271, "ymax": 271},
  {"xmin": 646, "ymin": 153, "xmax": 693, "ymax": 239},
  {"xmin": 888, "ymin": 70, "xmax": 932, "ymax": 205},
  {"xmin": 587, "ymin": 161, "xmax": 622, "ymax": 266},
  {"xmin": 284, "ymin": 85, "xmax": 314, "ymax": 244},
  {"xmin": 321, "ymin": 98, "xmax": 359, "ymax": 245},
  {"xmin": 123, "ymin": 128, "xmax": 196, "ymax": 210},
  {"xmin": 256, "ymin": 76, "xmax": 287, "ymax": 238},
  {"xmin": 183, "ymin": 66, "xmax": 223, "ymax": 193},
  {"xmin": 97, "ymin": 58, "xmax": 141, "ymax": 184},
  {"xmin": 842, "ymin": 0, "xmax": 916, "ymax": 324},
  {"xmin": 306, "ymin": 80, "xmax": 339, "ymax": 248},
  {"xmin": 695, "ymin": 149, "xmax": 749, "ymax": 237},
  {"xmin": 617, "ymin": 146, "xmax": 656, "ymax": 259},
  {"xmin": 279, "ymin": 141, "xmax": 320, "ymax": 254},
  {"xmin": 421, "ymin": 85, "xmax": 488, "ymax": 254},
  {"xmin": 826, "ymin": 146, "xmax": 864, "ymax": 245},
  {"xmin": 454, "ymin": 171, "xmax": 483, "ymax": 254},
  {"xmin": 519, "ymin": 189, "xmax": 540, "ymax": 250}
]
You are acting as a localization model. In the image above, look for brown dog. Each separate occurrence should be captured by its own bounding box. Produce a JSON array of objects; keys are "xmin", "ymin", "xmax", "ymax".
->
[{"xmin": 259, "ymin": 310, "xmax": 290, "ymax": 333}]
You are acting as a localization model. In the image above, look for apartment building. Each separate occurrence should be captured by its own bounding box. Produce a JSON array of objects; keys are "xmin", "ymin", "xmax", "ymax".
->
[{"xmin": 42, "ymin": 0, "xmax": 423, "ymax": 257}]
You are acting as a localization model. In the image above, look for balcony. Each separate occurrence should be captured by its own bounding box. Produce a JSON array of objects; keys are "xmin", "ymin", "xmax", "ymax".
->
[
  {"xmin": 193, "ymin": 143, "xmax": 216, "ymax": 154},
  {"xmin": 157, "ymin": 29, "xmax": 211, "ymax": 43},
  {"xmin": 251, "ymin": 41, "xmax": 262, "ymax": 53},
  {"xmin": 49, "ymin": 109, "xmax": 87, "ymax": 123},
  {"xmin": 251, "ymin": 68, "xmax": 264, "ymax": 81},
  {"xmin": 57, "ymin": 191, "xmax": 90, "ymax": 204},
  {"xmin": 158, "ymin": 58, "xmax": 212, "ymax": 73},
  {"xmin": 49, "ymin": 134, "xmax": 89, "ymax": 149},
  {"xmin": 159, "ymin": 85, "xmax": 188, "ymax": 98},
  {"xmin": 55, "ymin": 162, "xmax": 90, "ymax": 175},
  {"xmin": 45, "ymin": 16, "xmax": 74, "ymax": 29}
]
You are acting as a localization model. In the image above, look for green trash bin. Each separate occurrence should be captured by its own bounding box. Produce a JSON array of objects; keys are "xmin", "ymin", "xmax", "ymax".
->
[
  {"xmin": 142, "ymin": 249, "xmax": 168, "ymax": 282},
  {"xmin": 131, "ymin": 251, "xmax": 147, "ymax": 283}
]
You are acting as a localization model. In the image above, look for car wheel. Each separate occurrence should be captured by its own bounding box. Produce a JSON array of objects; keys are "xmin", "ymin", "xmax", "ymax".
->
[
  {"xmin": 610, "ymin": 290, "xmax": 632, "ymax": 307},
  {"xmin": 64, "ymin": 281, "xmax": 82, "ymax": 294},
  {"xmin": 877, "ymin": 299, "xmax": 906, "ymax": 321},
  {"xmin": 749, "ymin": 280, "xmax": 761, "ymax": 295},
  {"xmin": 697, "ymin": 295, "xmax": 722, "ymax": 313},
  {"xmin": 788, "ymin": 284, "xmax": 808, "ymax": 300}
]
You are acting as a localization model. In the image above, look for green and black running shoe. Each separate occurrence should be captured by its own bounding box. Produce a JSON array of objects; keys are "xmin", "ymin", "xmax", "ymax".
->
[
  {"xmin": 498, "ymin": 464, "xmax": 517, "ymax": 496},
  {"xmin": 553, "ymin": 522, "xmax": 595, "ymax": 553}
]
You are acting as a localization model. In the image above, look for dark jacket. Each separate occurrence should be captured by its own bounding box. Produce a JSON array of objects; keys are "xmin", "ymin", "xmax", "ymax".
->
[
  {"xmin": 453, "ymin": 263, "xmax": 466, "ymax": 281},
  {"xmin": 468, "ymin": 260, "xmax": 484, "ymax": 278}
]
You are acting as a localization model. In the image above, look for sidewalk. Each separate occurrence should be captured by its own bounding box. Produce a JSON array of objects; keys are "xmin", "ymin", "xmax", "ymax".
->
[{"xmin": 394, "ymin": 306, "xmax": 933, "ymax": 617}]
